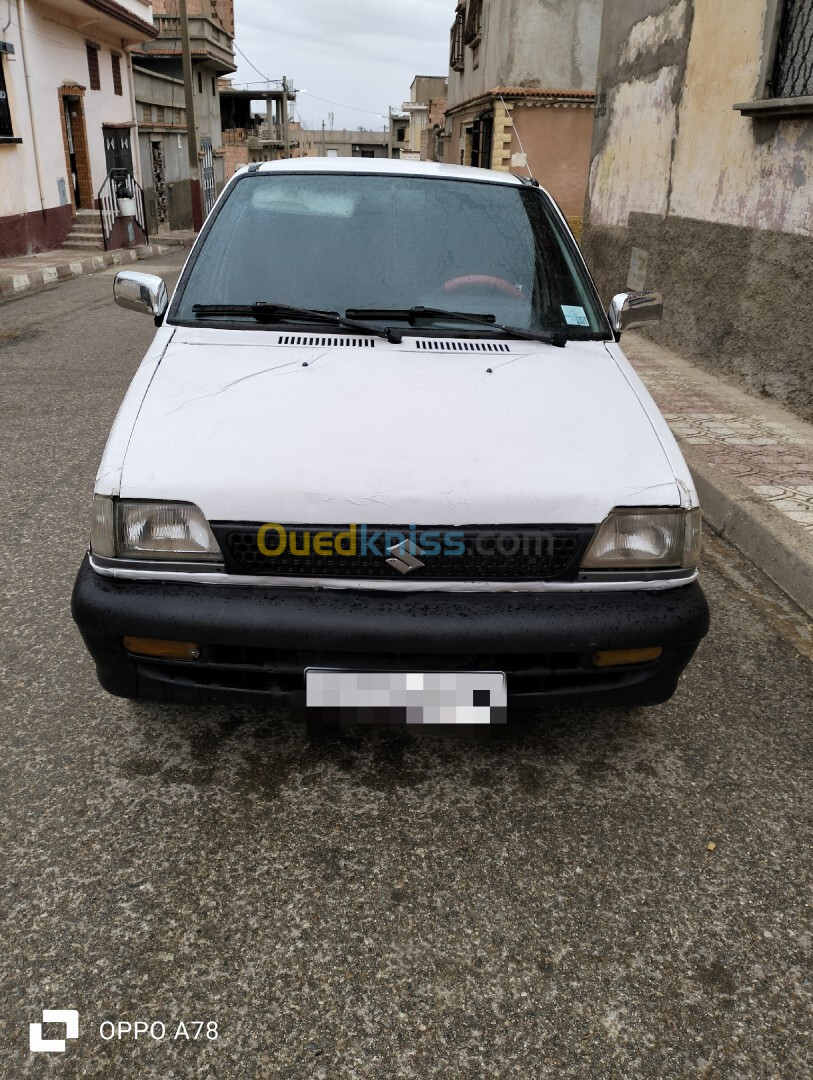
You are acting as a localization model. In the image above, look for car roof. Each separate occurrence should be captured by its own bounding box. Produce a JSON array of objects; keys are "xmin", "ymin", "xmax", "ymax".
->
[{"xmin": 242, "ymin": 157, "xmax": 526, "ymax": 186}]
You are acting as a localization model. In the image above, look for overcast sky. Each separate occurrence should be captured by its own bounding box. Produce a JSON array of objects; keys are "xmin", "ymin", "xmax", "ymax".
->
[{"xmin": 231, "ymin": 0, "xmax": 453, "ymax": 132}]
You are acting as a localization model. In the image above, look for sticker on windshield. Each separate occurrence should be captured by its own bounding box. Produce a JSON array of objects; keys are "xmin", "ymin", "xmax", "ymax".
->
[{"xmin": 561, "ymin": 305, "xmax": 589, "ymax": 327}]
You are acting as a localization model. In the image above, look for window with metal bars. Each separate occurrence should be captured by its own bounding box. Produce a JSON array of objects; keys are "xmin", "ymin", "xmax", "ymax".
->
[
  {"xmin": 111, "ymin": 53, "xmax": 122, "ymax": 96},
  {"xmin": 464, "ymin": 0, "xmax": 483, "ymax": 45},
  {"xmin": 450, "ymin": 9, "xmax": 465, "ymax": 71},
  {"xmin": 86, "ymin": 44, "xmax": 100, "ymax": 90},
  {"xmin": 771, "ymin": 0, "xmax": 813, "ymax": 98},
  {"xmin": 0, "ymin": 58, "xmax": 14, "ymax": 138}
]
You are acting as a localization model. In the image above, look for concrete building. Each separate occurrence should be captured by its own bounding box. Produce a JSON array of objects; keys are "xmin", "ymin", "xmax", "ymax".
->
[
  {"xmin": 298, "ymin": 127, "xmax": 391, "ymax": 159},
  {"xmin": 0, "ymin": 0, "xmax": 157, "ymax": 257},
  {"xmin": 220, "ymin": 84, "xmax": 299, "ymax": 175},
  {"xmin": 582, "ymin": 0, "xmax": 813, "ymax": 422},
  {"xmin": 442, "ymin": 0, "xmax": 603, "ymax": 220},
  {"xmin": 400, "ymin": 75, "xmax": 448, "ymax": 161},
  {"xmin": 389, "ymin": 109, "xmax": 410, "ymax": 159},
  {"xmin": 132, "ymin": 0, "xmax": 235, "ymax": 232}
]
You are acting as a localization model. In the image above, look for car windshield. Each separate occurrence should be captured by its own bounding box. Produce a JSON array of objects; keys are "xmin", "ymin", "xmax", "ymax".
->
[{"xmin": 171, "ymin": 172, "xmax": 608, "ymax": 338}]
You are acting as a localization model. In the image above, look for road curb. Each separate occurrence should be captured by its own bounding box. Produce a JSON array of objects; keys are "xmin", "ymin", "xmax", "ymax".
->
[
  {"xmin": 0, "ymin": 241, "xmax": 190, "ymax": 300},
  {"xmin": 681, "ymin": 439, "xmax": 813, "ymax": 620}
]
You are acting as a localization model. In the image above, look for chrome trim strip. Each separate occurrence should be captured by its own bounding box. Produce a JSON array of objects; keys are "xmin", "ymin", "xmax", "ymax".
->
[{"xmin": 88, "ymin": 554, "xmax": 697, "ymax": 593}]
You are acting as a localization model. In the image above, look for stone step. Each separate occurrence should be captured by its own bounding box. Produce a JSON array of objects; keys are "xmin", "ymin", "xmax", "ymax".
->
[
  {"xmin": 69, "ymin": 225, "xmax": 105, "ymax": 237},
  {"xmin": 62, "ymin": 239, "xmax": 105, "ymax": 250}
]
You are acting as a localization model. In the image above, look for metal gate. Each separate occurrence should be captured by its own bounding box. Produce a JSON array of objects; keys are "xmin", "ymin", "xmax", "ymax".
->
[
  {"xmin": 201, "ymin": 138, "xmax": 216, "ymax": 216},
  {"xmin": 151, "ymin": 141, "xmax": 168, "ymax": 225}
]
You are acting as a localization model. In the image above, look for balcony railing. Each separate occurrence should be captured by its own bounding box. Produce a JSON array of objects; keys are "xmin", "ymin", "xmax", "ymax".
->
[{"xmin": 143, "ymin": 16, "xmax": 235, "ymax": 69}]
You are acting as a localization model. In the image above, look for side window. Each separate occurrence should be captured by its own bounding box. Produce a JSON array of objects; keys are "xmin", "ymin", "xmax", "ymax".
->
[
  {"xmin": 0, "ymin": 56, "xmax": 14, "ymax": 139},
  {"xmin": 450, "ymin": 7, "xmax": 464, "ymax": 71},
  {"xmin": 111, "ymin": 53, "xmax": 123, "ymax": 97},
  {"xmin": 86, "ymin": 43, "xmax": 100, "ymax": 91},
  {"xmin": 771, "ymin": 0, "xmax": 813, "ymax": 98},
  {"xmin": 464, "ymin": 0, "xmax": 483, "ymax": 46}
]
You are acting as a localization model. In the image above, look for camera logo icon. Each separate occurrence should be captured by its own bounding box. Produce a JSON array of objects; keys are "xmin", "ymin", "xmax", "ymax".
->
[{"xmin": 29, "ymin": 1010, "xmax": 79, "ymax": 1053}]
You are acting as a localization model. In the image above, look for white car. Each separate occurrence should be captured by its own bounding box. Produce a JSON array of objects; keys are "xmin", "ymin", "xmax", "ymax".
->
[{"xmin": 72, "ymin": 159, "xmax": 709, "ymax": 718}]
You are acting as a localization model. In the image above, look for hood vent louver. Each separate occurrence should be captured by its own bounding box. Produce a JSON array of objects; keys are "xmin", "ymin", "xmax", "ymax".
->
[
  {"xmin": 414, "ymin": 340, "xmax": 511, "ymax": 352},
  {"xmin": 272, "ymin": 335, "xmax": 513, "ymax": 352},
  {"xmin": 276, "ymin": 335, "xmax": 376, "ymax": 347}
]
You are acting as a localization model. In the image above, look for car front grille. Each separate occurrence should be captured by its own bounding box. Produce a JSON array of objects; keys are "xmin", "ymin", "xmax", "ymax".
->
[{"xmin": 209, "ymin": 523, "xmax": 596, "ymax": 581}]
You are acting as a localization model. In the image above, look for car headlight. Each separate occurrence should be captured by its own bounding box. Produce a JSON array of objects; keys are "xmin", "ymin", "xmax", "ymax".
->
[
  {"xmin": 581, "ymin": 508, "xmax": 701, "ymax": 570},
  {"xmin": 90, "ymin": 496, "xmax": 222, "ymax": 561}
]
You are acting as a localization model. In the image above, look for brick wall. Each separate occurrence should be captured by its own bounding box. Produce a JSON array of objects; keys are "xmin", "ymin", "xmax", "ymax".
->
[{"xmin": 222, "ymin": 142, "xmax": 248, "ymax": 178}]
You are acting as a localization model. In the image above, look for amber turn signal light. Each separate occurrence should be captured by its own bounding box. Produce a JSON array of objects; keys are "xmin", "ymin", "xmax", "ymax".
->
[
  {"xmin": 591, "ymin": 647, "xmax": 663, "ymax": 668},
  {"xmin": 123, "ymin": 637, "xmax": 201, "ymax": 661}
]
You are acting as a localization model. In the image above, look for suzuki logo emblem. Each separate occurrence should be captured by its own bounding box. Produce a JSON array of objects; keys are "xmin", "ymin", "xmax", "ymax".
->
[{"xmin": 386, "ymin": 539, "xmax": 426, "ymax": 575}]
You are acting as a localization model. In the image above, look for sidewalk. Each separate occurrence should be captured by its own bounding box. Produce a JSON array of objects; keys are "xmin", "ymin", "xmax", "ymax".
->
[
  {"xmin": 0, "ymin": 229, "xmax": 197, "ymax": 300},
  {"xmin": 624, "ymin": 332, "xmax": 813, "ymax": 620}
]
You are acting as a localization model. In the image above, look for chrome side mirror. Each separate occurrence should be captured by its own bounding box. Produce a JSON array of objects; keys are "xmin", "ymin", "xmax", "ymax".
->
[
  {"xmin": 608, "ymin": 291, "xmax": 663, "ymax": 336},
  {"xmin": 114, "ymin": 271, "xmax": 169, "ymax": 321}
]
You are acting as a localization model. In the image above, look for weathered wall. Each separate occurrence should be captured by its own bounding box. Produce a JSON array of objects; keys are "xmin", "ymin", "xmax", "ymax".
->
[
  {"xmin": 587, "ymin": 0, "xmax": 692, "ymax": 227},
  {"xmin": 152, "ymin": 0, "xmax": 233, "ymax": 35},
  {"xmin": 447, "ymin": 0, "xmax": 604, "ymax": 111},
  {"xmin": 137, "ymin": 128, "xmax": 195, "ymax": 233},
  {"xmin": 582, "ymin": 213, "xmax": 813, "ymax": 421},
  {"xmin": 512, "ymin": 102, "xmax": 595, "ymax": 217},
  {"xmin": 582, "ymin": 0, "xmax": 813, "ymax": 421}
]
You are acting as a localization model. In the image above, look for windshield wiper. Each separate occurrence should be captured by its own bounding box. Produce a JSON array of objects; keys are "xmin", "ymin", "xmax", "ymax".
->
[
  {"xmin": 192, "ymin": 303, "xmax": 403, "ymax": 342},
  {"xmin": 346, "ymin": 306, "xmax": 568, "ymax": 347}
]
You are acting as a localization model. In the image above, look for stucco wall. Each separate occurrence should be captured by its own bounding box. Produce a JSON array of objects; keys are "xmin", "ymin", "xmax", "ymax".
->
[
  {"xmin": 588, "ymin": 0, "xmax": 812, "ymax": 234},
  {"xmin": 582, "ymin": 0, "xmax": 813, "ymax": 421},
  {"xmin": 0, "ymin": 0, "xmax": 138, "ymax": 225},
  {"xmin": 512, "ymin": 102, "xmax": 595, "ymax": 217},
  {"xmin": 582, "ymin": 213, "xmax": 813, "ymax": 422},
  {"xmin": 447, "ymin": 0, "xmax": 603, "ymax": 111}
]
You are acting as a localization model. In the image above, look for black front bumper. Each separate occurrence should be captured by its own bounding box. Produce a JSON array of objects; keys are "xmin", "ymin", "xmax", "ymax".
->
[{"xmin": 71, "ymin": 556, "xmax": 709, "ymax": 708}]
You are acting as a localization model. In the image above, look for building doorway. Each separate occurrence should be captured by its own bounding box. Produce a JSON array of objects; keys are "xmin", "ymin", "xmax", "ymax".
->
[
  {"xmin": 469, "ymin": 112, "xmax": 493, "ymax": 169},
  {"xmin": 200, "ymin": 138, "xmax": 216, "ymax": 216},
  {"xmin": 61, "ymin": 94, "xmax": 92, "ymax": 209},
  {"xmin": 103, "ymin": 126, "xmax": 134, "ymax": 177},
  {"xmin": 151, "ymin": 141, "xmax": 168, "ymax": 226}
]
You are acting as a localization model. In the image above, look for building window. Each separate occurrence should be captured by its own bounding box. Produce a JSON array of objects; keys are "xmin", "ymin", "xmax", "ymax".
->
[
  {"xmin": 86, "ymin": 44, "xmax": 100, "ymax": 91},
  {"xmin": 212, "ymin": 76, "xmax": 216, "ymax": 97},
  {"xmin": 450, "ymin": 8, "xmax": 465, "ymax": 71},
  {"xmin": 464, "ymin": 0, "xmax": 483, "ymax": 46},
  {"xmin": 155, "ymin": 105, "xmax": 165, "ymax": 124},
  {"xmin": 111, "ymin": 53, "xmax": 122, "ymax": 96},
  {"xmin": 197, "ymin": 70, "xmax": 203, "ymax": 94},
  {"xmin": 0, "ymin": 56, "xmax": 14, "ymax": 138},
  {"xmin": 771, "ymin": 0, "xmax": 813, "ymax": 97}
]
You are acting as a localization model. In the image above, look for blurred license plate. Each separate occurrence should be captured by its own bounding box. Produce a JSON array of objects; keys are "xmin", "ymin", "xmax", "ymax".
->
[{"xmin": 305, "ymin": 670, "xmax": 507, "ymax": 724}]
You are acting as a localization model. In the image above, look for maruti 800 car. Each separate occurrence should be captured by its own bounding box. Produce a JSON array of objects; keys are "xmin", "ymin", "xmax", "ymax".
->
[{"xmin": 72, "ymin": 159, "xmax": 709, "ymax": 717}]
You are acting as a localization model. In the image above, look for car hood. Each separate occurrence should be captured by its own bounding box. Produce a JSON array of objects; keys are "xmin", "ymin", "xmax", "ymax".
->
[{"xmin": 115, "ymin": 329, "xmax": 682, "ymax": 524}]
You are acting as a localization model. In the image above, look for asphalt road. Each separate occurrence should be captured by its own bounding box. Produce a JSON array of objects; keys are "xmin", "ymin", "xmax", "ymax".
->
[{"xmin": 1, "ymin": 256, "xmax": 812, "ymax": 1078}]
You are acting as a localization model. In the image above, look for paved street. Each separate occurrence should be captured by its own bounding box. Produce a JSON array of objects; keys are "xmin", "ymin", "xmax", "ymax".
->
[{"xmin": 1, "ymin": 256, "xmax": 812, "ymax": 1078}]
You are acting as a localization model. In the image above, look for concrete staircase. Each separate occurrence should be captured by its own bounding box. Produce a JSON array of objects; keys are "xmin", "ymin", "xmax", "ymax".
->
[{"xmin": 62, "ymin": 209, "xmax": 105, "ymax": 251}]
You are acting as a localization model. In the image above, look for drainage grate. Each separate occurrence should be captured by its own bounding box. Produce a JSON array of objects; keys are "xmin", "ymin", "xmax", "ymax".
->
[
  {"xmin": 413, "ymin": 339, "xmax": 511, "ymax": 352},
  {"xmin": 276, "ymin": 335, "xmax": 376, "ymax": 347}
]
